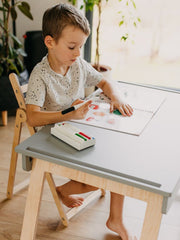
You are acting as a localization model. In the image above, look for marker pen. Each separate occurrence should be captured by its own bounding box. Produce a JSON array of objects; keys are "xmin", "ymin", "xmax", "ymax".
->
[{"xmin": 61, "ymin": 100, "xmax": 91, "ymax": 115}]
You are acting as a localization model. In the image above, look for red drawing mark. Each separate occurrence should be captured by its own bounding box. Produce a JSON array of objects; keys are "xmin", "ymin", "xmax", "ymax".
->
[
  {"xmin": 86, "ymin": 117, "xmax": 94, "ymax": 121},
  {"xmin": 107, "ymin": 119, "xmax": 115, "ymax": 124},
  {"xmin": 93, "ymin": 111, "xmax": 105, "ymax": 117},
  {"xmin": 89, "ymin": 104, "xmax": 99, "ymax": 110}
]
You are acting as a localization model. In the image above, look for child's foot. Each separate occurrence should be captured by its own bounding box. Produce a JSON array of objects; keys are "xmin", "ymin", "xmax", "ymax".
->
[
  {"xmin": 106, "ymin": 218, "xmax": 137, "ymax": 240},
  {"xmin": 56, "ymin": 187, "xmax": 84, "ymax": 208}
]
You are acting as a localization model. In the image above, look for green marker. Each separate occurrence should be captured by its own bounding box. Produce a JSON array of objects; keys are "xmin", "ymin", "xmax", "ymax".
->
[
  {"xmin": 113, "ymin": 109, "xmax": 122, "ymax": 115},
  {"xmin": 75, "ymin": 133, "xmax": 87, "ymax": 141}
]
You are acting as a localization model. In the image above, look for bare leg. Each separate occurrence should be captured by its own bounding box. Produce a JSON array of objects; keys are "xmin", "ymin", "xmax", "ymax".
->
[
  {"xmin": 106, "ymin": 192, "xmax": 137, "ymax": 240},
  {"xmin": 56, "ymin": 180, "xmax": 98, "ymax": 208}
]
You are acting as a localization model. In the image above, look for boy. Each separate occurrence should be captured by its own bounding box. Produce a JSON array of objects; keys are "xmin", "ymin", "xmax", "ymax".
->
[{"xmin": 26, "ymin": 3, "xmax": 136, "ymax": 240}]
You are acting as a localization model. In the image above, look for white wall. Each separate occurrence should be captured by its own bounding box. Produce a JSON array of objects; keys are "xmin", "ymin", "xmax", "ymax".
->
[{"xmin": 16, "ymin": 0, "xmax": 69, "ymax": 43}]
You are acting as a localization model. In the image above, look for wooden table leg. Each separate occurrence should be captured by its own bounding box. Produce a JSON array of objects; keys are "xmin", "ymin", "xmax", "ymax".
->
[
  {"xmin": 140, "ymin": 193, "xmax": 163, "ymax": 240},
  {"xmin": 20, "ymin": 159, "xmax": 46, "ymax": 240}
]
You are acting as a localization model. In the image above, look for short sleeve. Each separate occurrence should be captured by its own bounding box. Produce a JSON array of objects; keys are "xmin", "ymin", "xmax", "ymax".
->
[
  {"xmin": 26, "ymin": 70, "xmax": 46, "ymax": 107},
  {"xmin": 79, "ymin": 58, "xmax": 103, "ymax": 87}
]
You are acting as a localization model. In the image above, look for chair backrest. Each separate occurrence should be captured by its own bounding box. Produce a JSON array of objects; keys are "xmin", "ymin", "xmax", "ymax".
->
[
  {"xmin": 9, "ymin": 73, "xmax": 27, "ymax": 110},
  {"xmin": 9, "ymin": 73, "xmax": 36, "ymax": 136}
]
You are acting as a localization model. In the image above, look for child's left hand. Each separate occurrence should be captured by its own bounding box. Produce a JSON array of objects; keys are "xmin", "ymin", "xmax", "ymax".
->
[
  {"xmin": 110, "ymin": 98, "xmax": 133, "ymax": 116},
  {"xmin": 97, "ymin": 79, "xmax": 133, "ymax": 117}
]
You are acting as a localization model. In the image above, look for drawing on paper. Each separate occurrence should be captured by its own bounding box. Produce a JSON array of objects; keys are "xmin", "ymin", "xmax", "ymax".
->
[{"xmin": 72, "ymin": 83, "xmax": 166, "ymax": 136}]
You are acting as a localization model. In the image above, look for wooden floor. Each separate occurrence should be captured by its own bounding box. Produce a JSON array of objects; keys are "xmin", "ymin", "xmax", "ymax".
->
[{"xmin": 0, "ymin": 115, "xmax": 180, "ymax": 240}]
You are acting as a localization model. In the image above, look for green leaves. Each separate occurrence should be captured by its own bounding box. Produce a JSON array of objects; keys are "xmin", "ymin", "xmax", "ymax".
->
[
  {"xmin": 0, "ymin": 0, "xmax": 33, "ymax": 77},
  {"xmin": 7, "ymin": 58, "xmax": 20, "ymax": 75},
  {"xmin": 18, "ymin": 2, "xmax": 33, "ymax": 20},
  {"xmin": 68, "ymin": 0, "xmax": 77, "ymax": 5},
  {"xmin": 130, "ymin": 0, "xmax": 136, "ymax": 9},
  {"xmin": 68, "ymin": 0, "xmax": 102, "ymax": 11},
  {"xmin": 118, "ymin": 0, "xmax": 141, "ymax": 44},
  {"xmin": 121, "ymin": 34, "xmax": 128, "ymax": 41},
  {"xmin": 10, "ymin": 33, "xmax": 23, "ymax": 47},
  {"xmin": 3, "ymin": 0, "xmax": 10, "ymax": 9},
  {"xmin": 16, "ymin": 47, "xmax": 27, "ymax": 57},
  {"xmin": 11, "ymin": 7, "xmax": 17, "ymax": 20},
  {"xmin": 119, "ymin": 20, "xmax": 124, "ymax": 27},
  {"xmin": 0, "ymin": 6, "xmax": 6, "ymax": 11}
]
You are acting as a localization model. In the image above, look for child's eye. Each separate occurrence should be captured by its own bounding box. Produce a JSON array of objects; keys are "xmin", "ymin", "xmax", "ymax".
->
[{"xmin": 69, "ymin": 47, "xmax": 75, "ymax": 50}]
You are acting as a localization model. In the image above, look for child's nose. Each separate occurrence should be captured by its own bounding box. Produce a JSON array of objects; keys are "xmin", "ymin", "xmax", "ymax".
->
[{"xmin": 74, "ymin": 49, "xmax": 80, "ymax": 57}]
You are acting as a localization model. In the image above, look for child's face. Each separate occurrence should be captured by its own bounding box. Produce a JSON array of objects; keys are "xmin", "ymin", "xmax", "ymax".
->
[{"xmin": 50, "ymin": 26, "xmax": 88, "ymax": 67}]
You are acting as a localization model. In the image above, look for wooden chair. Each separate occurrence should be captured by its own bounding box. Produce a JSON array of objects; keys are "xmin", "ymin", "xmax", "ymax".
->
[
  {"xmin": 7, "ymin": 73, "xmax": 34, "ymax": 199},
  {"xmin": 7, "ymin": 73, "xmax": 105, "ymax": 227}
]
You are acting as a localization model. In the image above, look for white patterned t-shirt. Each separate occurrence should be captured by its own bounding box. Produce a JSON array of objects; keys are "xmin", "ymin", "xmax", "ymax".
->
[{"xmin": 26, "ymin": 56, "xmax": 103, "ymax": 111}]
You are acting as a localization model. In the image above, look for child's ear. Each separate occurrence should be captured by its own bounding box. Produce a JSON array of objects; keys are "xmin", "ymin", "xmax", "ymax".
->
[{"xmin": 44, "ymin": 35, "xmax": 54, "ymax": 49}]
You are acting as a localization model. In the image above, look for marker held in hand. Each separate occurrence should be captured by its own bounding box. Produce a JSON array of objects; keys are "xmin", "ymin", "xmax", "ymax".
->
[{"xmin": 61, "ymin": 100, "xmax": 91, "ymax": 115}]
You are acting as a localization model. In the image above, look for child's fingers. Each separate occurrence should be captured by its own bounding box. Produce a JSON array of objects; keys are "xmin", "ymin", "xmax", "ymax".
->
[
  {"xmin": 82, "ymin": 100, "xmax": 92, "ymax": 110},
  {"xmin": 110, "ymin": 102, "xmax": 114, "ymax": 112},
  {"xmin": 118, "ymin": 106, "xmax": 126, "ymax": 116},
  {"xmin": 115, "ymin": 104, "xmax": 133, "ymax": 116},
  {"xmin": 110, "ymin": 102, "xmax": 133, "ymax": 117},
  {"xmin": 127, "ymin": 104, "xmax": 133, "ymax": 114},
  {"xmin": 123, "ymin": 104, "xmax": 133, "ymax": 116},
  {"xmin": 86, "ymin": 99, "xmax": 92, "ymax": 106},
  {"xmin": 77, "ymin": 100, "xmax": 92, "ymax": 115},
  {"xmin": 72, "ymin": 98, "xmax": 84, "ymax": 106}
]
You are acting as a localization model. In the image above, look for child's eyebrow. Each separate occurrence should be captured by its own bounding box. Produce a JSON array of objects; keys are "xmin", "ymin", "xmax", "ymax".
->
[{"xmin": 68, "ymin": 41, "xmax": 77, "ymax": 44}]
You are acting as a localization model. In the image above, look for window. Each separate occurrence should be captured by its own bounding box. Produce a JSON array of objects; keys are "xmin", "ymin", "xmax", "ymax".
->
[{"xmin": 91, "ymin": 0, "xmax": 180, "ymax": 90}]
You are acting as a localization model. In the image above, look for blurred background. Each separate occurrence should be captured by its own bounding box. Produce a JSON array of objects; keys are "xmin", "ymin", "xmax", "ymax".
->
[{"xmin": 91, "ymin": 0, "xmax": 180, "ymax": 90}]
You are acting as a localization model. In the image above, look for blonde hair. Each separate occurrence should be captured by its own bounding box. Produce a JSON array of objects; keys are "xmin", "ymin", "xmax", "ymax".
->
[{"xmin": 42, "ymin": 3, "xmax": 90, "ymax": 42}]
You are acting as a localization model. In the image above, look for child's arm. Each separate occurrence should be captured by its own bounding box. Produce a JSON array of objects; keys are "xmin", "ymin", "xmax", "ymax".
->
[
  {"xmin": 96, "ymin": 79, "xmax": 133, "ymax": 116},
  {"xmin": 26, "ymin": 99, "xmax": 92, "ymax": 127}
]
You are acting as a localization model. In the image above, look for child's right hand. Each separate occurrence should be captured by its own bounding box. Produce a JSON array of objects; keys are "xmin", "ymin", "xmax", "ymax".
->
[{"xmin": 71, "ymin": 99, "xmax": 92, "ymax": 120}]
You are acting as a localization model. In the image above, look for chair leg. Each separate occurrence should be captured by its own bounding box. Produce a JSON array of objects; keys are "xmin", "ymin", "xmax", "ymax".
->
[
  {"xmin": 7, "ymin": 109, "xmax": 25, "ymax": 199},
  {"xmin": 2, "ymin": 111, "xmax": 8, "ymax": 126},
  {"xmin": 45, "ymin": 172, "xmax": 69, "ymax": 227}
]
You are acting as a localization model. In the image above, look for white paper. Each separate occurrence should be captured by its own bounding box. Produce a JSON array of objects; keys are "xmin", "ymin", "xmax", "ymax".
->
[{"xmin": 72, "ymin": 83, "xmax": 166, "ymax": 136}]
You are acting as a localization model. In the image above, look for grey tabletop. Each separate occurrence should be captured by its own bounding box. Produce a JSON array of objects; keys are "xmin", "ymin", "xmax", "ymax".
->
[{"xmin": 15, "ymin": 83, "xmax": 180, "ymax": 213}]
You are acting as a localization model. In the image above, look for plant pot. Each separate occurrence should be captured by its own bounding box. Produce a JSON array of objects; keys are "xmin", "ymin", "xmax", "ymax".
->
[
  {"xmin": 85, "ymin": 64, "xmax": 112, "ymax": 97},
  {"xmin": 98, "ymin": 64, "xmax": 112, "ymax": 80},
  {"xmin": 0, "ymin": 69, "xmax": 29, "ymax": 111}
]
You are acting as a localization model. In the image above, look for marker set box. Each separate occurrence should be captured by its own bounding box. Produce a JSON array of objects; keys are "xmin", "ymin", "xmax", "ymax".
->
[{"xmin": 51, "ymin": 122, "xmax": 96, "ymax": 150}]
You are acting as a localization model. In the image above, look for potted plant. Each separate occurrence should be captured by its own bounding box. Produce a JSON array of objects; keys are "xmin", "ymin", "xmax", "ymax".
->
[
  {"xmin": 69, "ymin": 0, "xmax": 140, "ymax": 73},
  {"xmin": 0, "ymin": 0, "xmax": 33, "ymax": 112},
  {"xmin": 69, "ymin": 0, "xmax": 110, "ymax": 74}
]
